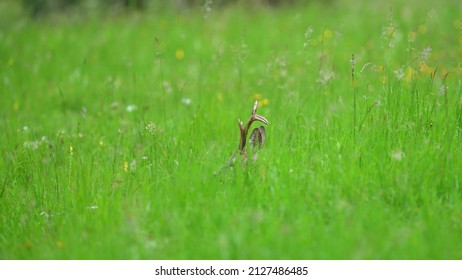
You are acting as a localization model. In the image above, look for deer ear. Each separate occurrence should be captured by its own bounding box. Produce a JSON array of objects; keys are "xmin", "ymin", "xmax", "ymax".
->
[{"xmin": 249, "ymin": 126, "xmax": 266, "ymax": 149}]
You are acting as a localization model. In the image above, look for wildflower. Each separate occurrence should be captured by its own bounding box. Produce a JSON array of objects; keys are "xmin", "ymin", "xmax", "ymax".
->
[
  {"xmin": 24, "ymin": 141, "xmax": 39, "ymax": 150},
  {"xmin": 130, "ymin": 160, "xmax": 137, "ymax": 171},
  {"xmin": 322, "ymin": 29, "xmax": 333, "ymax": 40},
  {"xmin": 418, "ymin": 24, "xmax": 427, "ymax": 34},
  {"xmin": 175, "ymin": 49, "xmax": 185, "ymax": 60},
  {"xmin": 87, "ymin": 205, "xmax": 98, "ymax": 210},
  {"xmin": 40, "ymin": 211, "xmax": 50, "ymax": 221},
  {"xmin": 23, "ymin": 126, "xmax": 29, "ymax": 131},
  {"xmin": 99, "ymin": 140, "xmax": 104, "ymax": 146},
  {"xmin": 407, "ymin": 31, "xmax": 417, "ymax": 43},
  {"xmin": 57, "ymin": 129, "xmax": 66, "ymax": 141},
  {"xmin": 202, "ymin": 0, "xmax": 213, "ymax": 15},
  {"xmin": 162, "ymin": 81, "xmax": 173, "ymax": 94},
  {"xmin": 350, "ymin": 55, "xmax": 357, "ymax": 68},
  {"xmin": 252, "ymin": 93, "xmax": 262, "ymax": 101},
  {"xmin": 391, "ymin": 149, "xmax": 405, "ymax": 161},
  {"xmin": 303, "ymin": 27, "xmax": 314, "ymax": 48},
  {"xmin": 126, "ymin": 104, "xmax": 137, "ymax": 112},
  {"xmin": 40, "ymin": 136, "xmax": 50, "ymax": 147},
  {"xmin": 381, "ymin": 24, "xmax": 399, "ymax": 48},
  {"xmin": 419, "ymin": 47, "xmax": 432, "ymax": 62},
  {"xmin": 304, "ymin": 27, "xmax": 314, "ymax": 38},
  {"xmin": 374, "ymin": 65, "xmax": 385, "ymax": 73},
  {"xmin": 438, "ymin": 85, "xmax": 446, "ymax": 96},
  {"xmin": 181, "ymin": 98, "xmax": 192, "ymax": 106},
  {"xmin": 394, "ymin": 67, "xmax": 404, "ymax": 80},
  {"xmin": 419, "ymin": 63, "xmax": 433, "ymax": 74},
  {"xmin": 259, "ymin": 98, "xmax": 270, "ymax": 107},
  {"xmin": 405, "ymin": 67, "xmax": 414, "ymax": 82},
  {"xmin": 381, "ymin": 76, "xmax": 387, "ymax": 84},
  {"xmin": 317, "ymin": 69, "xmax": 335, "ymax": 85},
  {"xmin": 382, "ymin": 26, "xmax": 396, "ymax": 37},
  {"xmin": 427, "ymin": 9, "xmax": 437, "ymax": 19},
  {"xmin": 69, "ymin": 145, "xmax": 74, "ymax": 156},
  {"xmin": 81, "ymin": 106, "xmax": 87, "ymax": 119},
  {"xmin": 123, "ymin": 161, "xmax": 129, "ymax": 172},
  {"xmin": 145, "ymin": 122, "xmax": 157, "ymax": 135},
  {"xmin": 13, "ymin": 101, "xmax": 19, "ymax": 110}
]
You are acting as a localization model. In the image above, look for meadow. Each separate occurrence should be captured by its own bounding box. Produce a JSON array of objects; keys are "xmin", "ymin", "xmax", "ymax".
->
[{"xmin": 1, "ymin": 0, "xmax": 462, "ymax": 259}]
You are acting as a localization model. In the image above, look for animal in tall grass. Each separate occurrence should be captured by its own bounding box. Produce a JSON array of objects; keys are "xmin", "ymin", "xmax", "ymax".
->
[{"xmin": 215, "ymin": 101, "xmax": 268, "ymax": 175}]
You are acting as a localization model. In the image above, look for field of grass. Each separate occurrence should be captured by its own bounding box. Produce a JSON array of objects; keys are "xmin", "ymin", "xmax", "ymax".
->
[{"xmin": 1, "ymin": 0, "xmax": 462, "ymax": 259}]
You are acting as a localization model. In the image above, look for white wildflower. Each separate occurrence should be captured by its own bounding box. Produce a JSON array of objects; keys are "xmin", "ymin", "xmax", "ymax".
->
[
  {"xmin": 81, "ymin": 106, "xmax": 87, "ymax": 118},
  {"xmin": 350, "ymin": 55, "xmax": 357, "ymax": 68},
  {"xmin": 427, "ymin": 9, "xmax": 437, "ymax": 19},
  {"xmin": 202, "ymin": 0, "xmax": 213, "ymax": 18},
  {"xmin": 420, "ymin": 47, "xmax": 432, "ymax": 62},
  {"xmin": 40, "ymin": 211, "xmax": 49, "ymax": 218},
  {"xmin": 130, "ymin": 160, "xmax": 137, "ymax": 171},
  {"xmin": 24, "ymin": 140, "xmax": 40, "ymax": 150},
  {"xmin": 437, "ymin": 85, "xmax": 446, "ymax": 96},
  {"xmin": 181, "ymin": 98, "xmax": 192, "ymax": 106},
  {"xmin": 317, "ymin": 70, "xmax": 336, "ymax": 85},
  {"xmin": 162, "ymin": 81, "xmax": 173, "ymax": 94},
  {"xmin": 126, "ymin": 104, "xmax": 137, "ymax": 112},
  {"xmin": 145, "ymin": 122, "xmax": 156, "ymax": 135},
  {"xmin": 305, "ymin": 27, "xmax": 313, "ymax": 38},
  {"xmin": 303, "ymin": 27, "xmax": 314, "ymax": 48},
  {"xmin": 394, "ymin": 67, "xmax": 404, "ymax": 80},
  {"xmin": 391, "ymin": 149, "xmax": 405, "ymax": 161}
]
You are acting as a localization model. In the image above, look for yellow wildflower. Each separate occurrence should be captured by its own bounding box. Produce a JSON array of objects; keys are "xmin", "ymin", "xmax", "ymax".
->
[
  {"xmin": 405, "ymin": 67, "xmax": 414, "ymax": 82},
  {"xmin": 418, "ymin": 24, "xmax": 427, "ymax": 34},
  {"xmin": 69, "ymin": 145, "xmax": 74, "ymax": 156},
  {"xmin": 175, "ymin": 49, "xmax": 185, "ymax": 60},
  {"xmin": 419, "ymin": 63, "xmax": 433, "ymax": 75},
  {"xmin": 123, "ymin": 161, "xmax": 129, "ymax": 172},
  {"xmin": 252, "ymin": 93, "xmax": 262, "ymax": 101},
  {"xmin": 260, "ymin": 98, "xmax": 270, "ymax": 107},
  {"xmin": 385, "ymin": 26, "xmax": 395, "ymax": 37},
  {"xmin": 408, "ymin": 31, "xmax": 417, "ymax": 42},
  {"xmin": 13, "ymin": 101, "xmax": 20, "ymax": 110},
  {"xmin": 375, "ymin": 65, "xmax": 385, "ymax": 73},
  {"xmin": 323, "ymin": 29, "xmax": 333, "ymax": 40},
  {"xmin": 381, "ymin": 76, "xmax": 387, "ymax": 84}
]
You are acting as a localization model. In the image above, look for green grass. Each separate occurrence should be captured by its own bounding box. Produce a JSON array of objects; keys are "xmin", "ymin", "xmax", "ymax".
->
[{"xmin": 1, "ymin": 0, "xmax": 462, "ymax": 259}]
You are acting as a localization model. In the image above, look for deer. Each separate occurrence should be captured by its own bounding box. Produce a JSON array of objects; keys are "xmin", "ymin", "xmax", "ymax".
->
[{"xmin": 215, "ymin": 100, "xmax": 268, "ymax": 175}]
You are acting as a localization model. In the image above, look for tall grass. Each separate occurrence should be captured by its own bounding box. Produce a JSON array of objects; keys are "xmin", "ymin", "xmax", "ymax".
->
[{"xmin": 1, "ymin": 0, "xmax": 461, "ymax": 259}]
